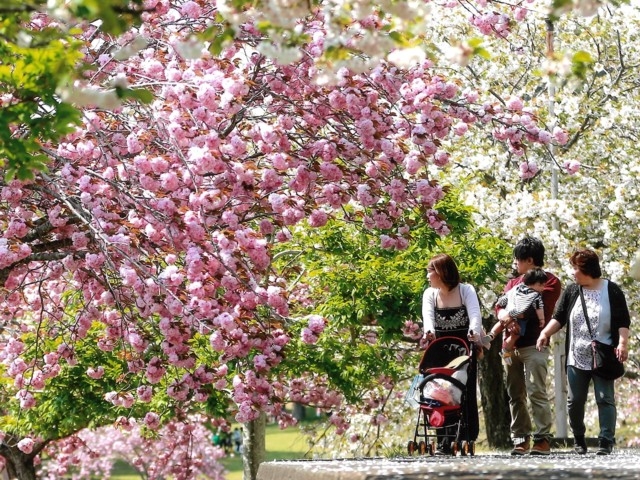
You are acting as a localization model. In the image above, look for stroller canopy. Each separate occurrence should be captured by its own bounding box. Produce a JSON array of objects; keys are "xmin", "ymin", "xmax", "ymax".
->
[{"xmin": 419, "ymin": 336, "xmax": 470, "ymax": 374}]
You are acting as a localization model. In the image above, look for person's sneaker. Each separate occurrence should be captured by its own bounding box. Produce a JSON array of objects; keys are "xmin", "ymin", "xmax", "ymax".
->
[
  {"xmin": 510, "ymin": 437, "xmax": 530, "ymax": 455},
  {"xmin": 500, "ymin": 349, "xmax": 513, "ymax": 366},
  {"xmin": 596, "ymin": 439, "xmax": 613, "ymax": 455},
  {"xmin": 481, "ymin": 333, "xmax": 494, "ymax": 350},
  {"xmin": 574, "ymin": 436, "xmax": 587, "ymax": 455},
  {"xmin": 530, "ymin": 438, "xmax": 551, "ymax": 456}
]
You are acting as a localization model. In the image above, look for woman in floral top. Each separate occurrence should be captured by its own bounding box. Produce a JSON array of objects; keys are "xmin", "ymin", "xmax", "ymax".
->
[{"xmin": 537, "ymin": 248, "xmax": 630, "ymax": 456}]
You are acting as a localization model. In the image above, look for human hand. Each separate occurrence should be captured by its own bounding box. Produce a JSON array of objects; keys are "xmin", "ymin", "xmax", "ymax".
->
[
  {"xmin": 616, "ymin": 343, "xmax": 629, "ymax": 362},
  {"xmin": 536, "ymin": 332, "xmax": 549, "ymax": 351},
  {"xmin": 423, "ymin": 331, "xmax": 435, "ymax": 342},
  {"xmin": 505, "ymin": 320, "xmax": 520, "ymax": 335}
]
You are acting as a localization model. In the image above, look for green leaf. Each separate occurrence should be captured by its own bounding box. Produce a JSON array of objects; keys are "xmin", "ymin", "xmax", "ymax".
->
[
  {"xmin": 117, "ymin": 87, "xmax": 154, "ymax": 104},
  {"xmin": 573, "ymin": 50, "xmax": 593, "ymax": 64},
  {"xmin": 475, "ymin": 47, "xmax": 491, "ymax": 60},
  {"xmin": 209, "ymin": 26, "xmax": 236, "ymax": 56}
]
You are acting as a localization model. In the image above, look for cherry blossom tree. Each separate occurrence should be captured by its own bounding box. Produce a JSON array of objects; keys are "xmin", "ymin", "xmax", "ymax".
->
[
  {"xmin": 425, "ymin": 3, "xmax": 640, "ymax": 299},
  {"xmin": 11, "ymin": 0, "xmax": 640, "ymax": 477},
  {"xmin": 2, "ymin": 0, "xmax": 614, "ymax": 181},
  {"xmin": 0, "ymin": 1, "xmax": 574, "ymax": 478},
  {"xmin": 39, "ymin": 416, "xmax": 226, "ymax": 480}
]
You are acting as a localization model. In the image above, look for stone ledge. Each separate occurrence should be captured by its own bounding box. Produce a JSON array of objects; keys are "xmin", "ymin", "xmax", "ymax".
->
[{"xmin": 257, "ymin": 450, "xmax": 640, "ymax": 480}]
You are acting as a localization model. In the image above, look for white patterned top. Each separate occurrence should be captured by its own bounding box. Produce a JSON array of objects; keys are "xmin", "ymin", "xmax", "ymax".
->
[{"xmin": 568, "ymin": 280, "xmax": 613, "ymax": 370}]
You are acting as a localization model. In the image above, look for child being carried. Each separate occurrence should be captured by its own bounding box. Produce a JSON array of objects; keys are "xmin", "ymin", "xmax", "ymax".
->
[{"xmin": 484, "ymin": 268, "xmax": 547, "ymax": 365}]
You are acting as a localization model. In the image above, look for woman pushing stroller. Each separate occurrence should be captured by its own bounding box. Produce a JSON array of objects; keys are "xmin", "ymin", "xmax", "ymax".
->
[{"xmin": 422, "ymin": 254, "xmax": 483, "ymax": 455}]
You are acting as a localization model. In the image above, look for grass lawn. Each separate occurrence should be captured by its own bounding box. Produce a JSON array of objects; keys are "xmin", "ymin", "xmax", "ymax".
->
[
  {"xmin": 110, "ymin": 422, "xmax": 310, "ymax": 480},
  {"xmin": 110, "ymin": 460, "xmax": 143, "ymax": 479},
  {"xmin": 220, "ymin": 423, "xmax": 310, "ymax": 480}
]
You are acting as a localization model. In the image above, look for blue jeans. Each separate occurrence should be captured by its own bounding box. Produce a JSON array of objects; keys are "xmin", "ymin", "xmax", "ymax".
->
[{"xmin": 567, "ymin": 365, "xmax": 617, "ymax": 443}]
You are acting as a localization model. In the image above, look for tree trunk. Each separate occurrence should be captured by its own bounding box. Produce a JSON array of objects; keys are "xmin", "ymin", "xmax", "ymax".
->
[
  {"xmin": 242, "ymin": 412, "xmax": 266, "ymax": 480},
  {"xmin": 478, "ymin": 315, "xmax": 511, "ymax": 448},
  {"xmin": 292, "ymin": 403, "xmax": 306, "ymax": 421},
  {"xmin": 0, "ymin": 443, "xmax": 37, "ymax": 480}
]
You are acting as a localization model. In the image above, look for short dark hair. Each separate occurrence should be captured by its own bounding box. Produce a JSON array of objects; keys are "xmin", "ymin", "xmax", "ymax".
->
[
  {"xmin": 570, "ymin": 248, "xmax": 602, "ymax": 278},
  {"xmin": 513, "ymin": 236, "xmax": 545, "ymax": 267},
  {"xmin": 522, "ymin": 267, "xmax": 547, "ymax": 286},
  {"xmin": 428, "ymin": 253, "xmax": 461, "ymax": 291}
]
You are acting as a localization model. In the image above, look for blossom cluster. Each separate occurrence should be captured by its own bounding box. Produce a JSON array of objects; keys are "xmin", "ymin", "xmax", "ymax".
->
[{"xmin": 40, "ymin": 416, "xmax": 226, "ymax": 480}]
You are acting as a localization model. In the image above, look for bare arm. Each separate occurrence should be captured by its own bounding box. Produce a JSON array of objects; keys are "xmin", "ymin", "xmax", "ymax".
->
[
  {"xmin": 617, "ymin": 327, "xmax": 630, "ymax": 362},
  {"xmin": 422, "ymin": 288, "xmax": 436, "ymax": 340}
]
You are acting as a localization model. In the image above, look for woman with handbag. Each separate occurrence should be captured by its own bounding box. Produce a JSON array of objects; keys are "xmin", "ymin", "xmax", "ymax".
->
[{"xmin": 536, "ymin": 248, "xmax": 630, "ymax": 455}]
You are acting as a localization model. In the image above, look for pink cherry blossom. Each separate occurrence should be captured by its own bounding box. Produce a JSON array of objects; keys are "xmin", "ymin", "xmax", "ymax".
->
[
  {"xmin": 17, "ymin": 390, "xmax": 36, "ymax": 409},
  {"xmin": 563, "ymin": 159, "xmax": 581, "ymax": 175},
  {"xmin": 144, "ymin": 412, "xmax": 161, "ymax": 430},
  {"xmin": 553, "ymin": 126, "xmax": 570, "ymax": 144},
  {"xmin": 301, "ymin": 328, "xmax": 318, "ymax": 345},
  {"xmin": 87, "ymin": 366, "xmax": 105, "ymax": 379},
  {"xmin": 518, "ymin": 161, "xmax": 540, "ymax": 179},
  {"xmin": 17, "ymin": 437, "xmax": 34, "ymax": 454},
  {"xmin": 308, "ymin": 209, "xmax": 329, "ymax": 227}
]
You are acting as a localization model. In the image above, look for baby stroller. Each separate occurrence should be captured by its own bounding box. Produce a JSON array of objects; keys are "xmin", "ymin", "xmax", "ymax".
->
[{"xmin": 407, "ymin": 336, "xmax": 476, "ymax": 456}]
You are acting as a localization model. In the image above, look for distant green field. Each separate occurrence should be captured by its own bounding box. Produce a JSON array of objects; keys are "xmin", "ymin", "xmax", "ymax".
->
[
  {"xmin": 110, "ymin": 422, "xmax": 310, "ymax": 480},
  {"xmin": 220, "ymin": 423, "xmax": 310, "ymax": 480},
  {"xmin": 110, "ymin": 461, "xmax": 142, "ymax": 480}
]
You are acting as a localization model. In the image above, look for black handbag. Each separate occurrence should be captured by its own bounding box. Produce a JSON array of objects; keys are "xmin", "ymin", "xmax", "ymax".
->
[{"xmin": 578, "ymin": 287, "xmax": 624, "ymax": 380}]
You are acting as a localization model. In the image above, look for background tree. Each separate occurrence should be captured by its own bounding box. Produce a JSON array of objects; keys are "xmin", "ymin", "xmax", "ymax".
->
[
  {"xmin": 411, "ymin": 0, "xmax": 640, "ymax": 444},
  {"xmin": 39, "ymin": 416, "xmax": 226, "ymax": 480}
]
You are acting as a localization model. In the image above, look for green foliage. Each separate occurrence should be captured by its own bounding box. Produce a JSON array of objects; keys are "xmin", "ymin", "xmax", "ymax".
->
[
  {"xmin": 571, "ymin": 50, "xmax": 594, "ymax": 80},
  {"xmin": 0, "ymin": 316, "xmax": 230, "ymax": 441},
  {"xmin": 0, "ymin": 0, "xmax": 148, "ymax": 180},
  {"xmin": 1, "ymin": 329, "xmax": 130, "ymax": 439},
  {"xmin": 115, "ymin": 86, "xmax": 155, "ymax": 104},
  {"xmin": 0, "ymin": 33, "xmax": 83, "ymax": 179},
  {"xmin": 468, "ymin": 37, "xmax": 491, "ymax": 61},
  {"xmin": 68, "ymin": 0, "xmax": 145, "ymax": 35},
  {"xmin": 207, "ymin": 20, "xmax": 237, "ymax": 57},
  {"xmin": 272, "ymin": 190, "xmax": 510, "ymax": 403}
]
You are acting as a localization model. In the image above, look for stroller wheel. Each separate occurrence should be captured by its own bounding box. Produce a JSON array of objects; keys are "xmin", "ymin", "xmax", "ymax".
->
[
  {"xmin": 450, "ymin": 441, "xmax": 458, "ymax": 456},
  {"xmin": 407, "ymin": 440, "xmax": 418, "ymax": 455},
  {"xmin": 460, "ymin": 440, "xmax": 476, "ymax": 456},
  {"xmin": 460, "ymin": 441, "xmax": 468, "ymax": 456},
  {"xmin": 418, "ymin": 441, "xmax": 427, "ymax": 455}
]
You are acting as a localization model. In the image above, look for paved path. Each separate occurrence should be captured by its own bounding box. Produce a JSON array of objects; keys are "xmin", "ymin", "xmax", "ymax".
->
[{"xmin": 257, "ymin": 448, "xmax": 640, "ymax": 479}]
